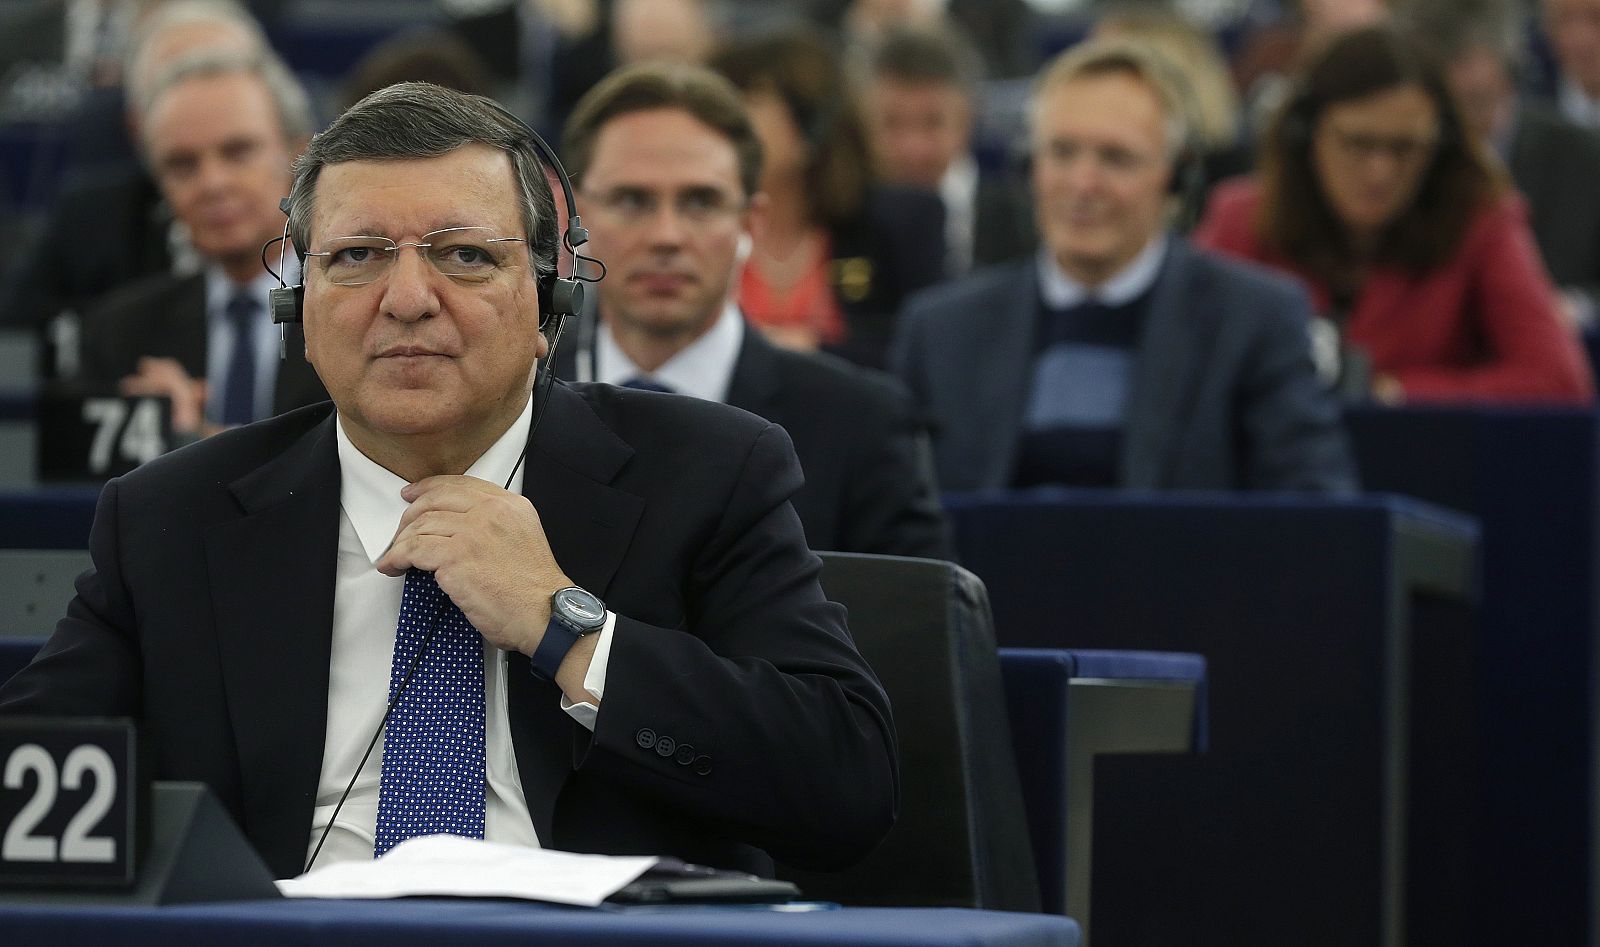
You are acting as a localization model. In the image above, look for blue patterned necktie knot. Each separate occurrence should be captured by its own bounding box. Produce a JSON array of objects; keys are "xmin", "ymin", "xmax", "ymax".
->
[
  {"xmin": 373, "ymin": 568, "xmax": 487, "ymax": 857},
  {"xmin": 620, "ymin": 375, "xmax": 674, "ymax": 394}
]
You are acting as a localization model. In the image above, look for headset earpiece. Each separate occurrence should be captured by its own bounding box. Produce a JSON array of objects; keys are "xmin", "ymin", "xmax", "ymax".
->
[{"xmin": 269, "ymin": 284, "xmax": 303, "ymax": 325}]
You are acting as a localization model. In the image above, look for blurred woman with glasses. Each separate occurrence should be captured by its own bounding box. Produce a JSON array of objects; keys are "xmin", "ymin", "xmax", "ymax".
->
[{"xmin": 1196, "ymin": 25, "xmax": 1594, "ymax": 404}]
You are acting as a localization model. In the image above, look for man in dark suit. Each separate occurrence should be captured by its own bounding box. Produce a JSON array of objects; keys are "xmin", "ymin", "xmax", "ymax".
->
[
  {"xmin": 558, "ymin": 61, "xmax": 949, "ymax": 558},
  {"xmin": 891, "ymin": 39, "xmax": 1355, "ymax": 492},
  {"xmin": 861, "ymin": 25, "xmax": 1034, "ymax": 278},
  {"xmin": 0, "ymin": 81, "xmax": 897, "ymax": 880},
  {"xmin": 1433, "ymin": 10, "xmax": 1600, "ymax": 326},
  {"xmin": 77, "ymin": 48, "xmax": 325, "ymax": 436}
]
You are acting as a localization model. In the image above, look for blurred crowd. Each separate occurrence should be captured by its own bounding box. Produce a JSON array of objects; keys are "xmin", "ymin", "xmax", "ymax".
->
[{"xmin": 1, "ymin": 0, "xmax": 1598, "ymax": 544}]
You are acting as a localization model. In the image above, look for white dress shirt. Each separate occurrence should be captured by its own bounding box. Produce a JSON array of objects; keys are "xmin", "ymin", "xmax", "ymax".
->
[
  {"xmin": 1037, "ymin": 234, "xmax": 1168, "ymax": 309},
  {"xmin": 939, "ymin": 154, "xmax": 980, "ymax": 276},
  {"xmin": 1559, "ymin": 76, "xmax": 1600, "ymax": 129},
  {"xmin": 303, "ymin": 393, "xmax": 618, "ymax": 871},
  {"xmin": 587, "ymin": 302, "xmax": 744, "ymax": 402}
]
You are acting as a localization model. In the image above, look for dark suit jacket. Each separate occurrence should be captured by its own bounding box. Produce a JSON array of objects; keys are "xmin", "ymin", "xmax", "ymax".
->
[
  {"xmin": 890, "ymin": 238, "xmax": 1358, "ymax": 492},
  {"xmin": 969, "ymin": 173, "xmax": 1036, "ymax": 273},
  {"xmin": 0, "ymin": 383, "xmax": 898, "ymax": 880},
  {"xmin": 825, "ymin": 184, "xmax": 949, "ymax": 371},
  {"xmin": 558, "ymin": 321, "xmax": 950, "ymax": 559},
  {"xmin": 78, "ymin": 271, "xmax": 328, "ymax": 417},
  {"xmin": 1509, "ymin": 102, "xmax": 1600, "ymax": 302},
  {"xmin": 0, "ymin": 166, "xmax": 170, "ymax": 331}
]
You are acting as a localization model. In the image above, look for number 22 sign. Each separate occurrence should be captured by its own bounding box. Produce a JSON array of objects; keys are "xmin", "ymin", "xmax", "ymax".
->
[{"xmin": 0, "ymin": 719, "xmax": 137, "ymax": 888}]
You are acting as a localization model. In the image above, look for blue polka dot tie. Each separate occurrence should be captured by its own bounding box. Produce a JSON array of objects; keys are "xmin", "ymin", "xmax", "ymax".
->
[{"xmin": 373, "ymin": 568, "xmax": 486, "ymax": 857}]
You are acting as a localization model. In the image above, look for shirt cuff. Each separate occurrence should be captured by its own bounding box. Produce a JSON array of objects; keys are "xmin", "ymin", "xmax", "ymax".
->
[{"xmin": 558, "ymin": 609, "xmax": 616, "ymax": 731}]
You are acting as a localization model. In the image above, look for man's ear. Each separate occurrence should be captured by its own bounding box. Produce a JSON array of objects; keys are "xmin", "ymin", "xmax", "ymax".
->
[{"xmin": 742, "ymin": 190, "xmax": 770, "ymax": 261}]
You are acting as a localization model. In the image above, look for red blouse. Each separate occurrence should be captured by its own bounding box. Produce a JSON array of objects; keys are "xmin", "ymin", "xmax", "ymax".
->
[{"xmin": 1195, "ymin": 177, "xmax": 1595, "ymax": 405}]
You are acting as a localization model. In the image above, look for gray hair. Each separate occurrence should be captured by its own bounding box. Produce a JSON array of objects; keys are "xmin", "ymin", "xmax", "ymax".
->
[
  {"xmin": 284, "ymin": 82, "xmax": 558, "ymax": 291},
  {"xmin": 138, "ymin": 49, "xmax": 316, "ymax": 145},
  {"xmin": 1031, "ymin": 37, "xmax": 1195, "ymax": 162},
  {"xmin": 124, "ymin": 0, "xmax": 268, "ymax": 108}
]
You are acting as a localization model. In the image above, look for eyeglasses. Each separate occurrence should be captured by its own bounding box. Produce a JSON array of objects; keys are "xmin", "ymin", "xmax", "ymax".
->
[
  {"xmin": 304, "ymin": 227, "xmax": 527, "ymax": 286},
  {"xmin": 1323, "ymin": 125, "xmax": 1440, "ymax": 165},
  {"xmin": 583, "ymin": 187, "xmax": 745, "ymax": 227}
]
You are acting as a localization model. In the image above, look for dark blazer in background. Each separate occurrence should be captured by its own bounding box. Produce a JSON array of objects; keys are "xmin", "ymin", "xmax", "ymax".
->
[
  {"xmin": 890, "ymin": 239, "xmax": 1358, "ymax": 492},
  {"xmin": 1509, "ymin": 102, "xmax": 1600, "ymax": 304},
  {"xmin": 0, "ymin": 383, "xmax": 898, "ymax": 879},
  {"xmin": 825, "ymin": 183, "xmax": 949, "ymax": 371},
  {"xmin": 77, "ymin": 271, "xmax": 328, "ymax": 416},
  {"xmin": 555, "ymin": 321, "xmax": 952, "ymax": 560},
  {"xmin": 969, "ymin": 173, "xmax": 1036, "ymax": 273},
  {"xmin": 1, "ymin": 166, "xmax": 171, "ymax": 331}
]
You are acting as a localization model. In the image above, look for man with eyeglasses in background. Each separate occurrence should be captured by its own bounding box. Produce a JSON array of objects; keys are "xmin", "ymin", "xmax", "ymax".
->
[
  {"xmin": 0, "ymin": 80, "xmax": 898, "ymax": 881},
  {"xmin": 75, "ymin": 48, "xmax": 326, "ymax": 439},
  {"xmin": 556, "ymin": 61, "xmax": 950, "ymax": 559}
]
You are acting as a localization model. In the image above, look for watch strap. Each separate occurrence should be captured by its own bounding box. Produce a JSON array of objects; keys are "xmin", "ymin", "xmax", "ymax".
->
[{"xmin": 530, "ymin": 616, "xmax": 583, "ymax": 682}]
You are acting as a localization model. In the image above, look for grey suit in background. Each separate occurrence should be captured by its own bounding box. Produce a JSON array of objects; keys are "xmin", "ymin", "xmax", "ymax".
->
[
  {"xmin": 890, "ymin": 239, "xmax": 1358, "ymax": 492},
  {"xmin": 1509, "ymin": 102, "xmax": 1600, "ymax": 307}
]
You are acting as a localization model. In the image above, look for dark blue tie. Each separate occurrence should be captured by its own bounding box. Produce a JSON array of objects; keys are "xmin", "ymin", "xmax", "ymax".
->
[
  {"xmin": 620, "ymin": 375, "xmax": 674, "ymax": 394},
  {"xmin": 222, "ymin": 292, "xmax": 258, "ymax": 426},
  {"xmin": 373, "ymin": 569, "xmax": 487, "ymax": 857}
]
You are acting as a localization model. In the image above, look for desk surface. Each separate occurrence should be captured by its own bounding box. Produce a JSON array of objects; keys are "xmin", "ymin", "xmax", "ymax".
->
[{"xmin": 0, "ymin": 898, "xmax": 1080, "ymax": 947}]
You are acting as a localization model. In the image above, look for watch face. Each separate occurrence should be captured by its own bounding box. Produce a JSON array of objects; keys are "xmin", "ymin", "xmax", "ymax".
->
[{"xmin": 554, "ymin": 587, "xmax": 605, "ymax": 630}]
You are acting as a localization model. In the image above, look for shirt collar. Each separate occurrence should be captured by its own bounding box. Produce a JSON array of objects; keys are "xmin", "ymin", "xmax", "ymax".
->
[
  {"xmin": 594, "ymin": 303, "xmax": 744, "ymax": 403},
  {"xmin": 1559, "ymin": 76, "xmax": 1600, "ymax": 126},
  {"xmin": 335, "ymin": 394, "xmax": 534, "ymax": 565},
  {"xmin": 1036, "ymin": 233, "xmax": 1168, "ymax": 309},
  {"xmin": 939, "ymin": 154, "xmax": 979, "ymax": 211}
]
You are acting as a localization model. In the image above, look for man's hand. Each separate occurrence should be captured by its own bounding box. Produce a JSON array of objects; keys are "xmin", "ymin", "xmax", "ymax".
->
[
  {"xmin": 120, "ymin": 357, "xmax": 212, "ymax": 435},
  {"xmin": 376, "ymin": 475, "xmax": 574, "ymax": 659}
]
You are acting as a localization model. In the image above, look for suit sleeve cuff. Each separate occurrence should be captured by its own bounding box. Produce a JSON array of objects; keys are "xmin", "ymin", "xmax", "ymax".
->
[{"xmin": 558, "ymin": 610, "xmax": 617, "ymax": 731}]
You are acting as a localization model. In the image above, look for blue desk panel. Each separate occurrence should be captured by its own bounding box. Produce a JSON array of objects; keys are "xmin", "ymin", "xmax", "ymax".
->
[
  {"xmin": 948, "ymin": 492, "xmax": 1478, "ymax": 947},
  {"xmin": 0, "ymin": 899, "xmax": 1080, "ymax": 947},
  {"xmin": 1348, "ymin": 406, "xmax": 1600, "ymax": 947},
  {"xmin": 0, "ymin": 486, "xmax": 98, "ymax": 549}
]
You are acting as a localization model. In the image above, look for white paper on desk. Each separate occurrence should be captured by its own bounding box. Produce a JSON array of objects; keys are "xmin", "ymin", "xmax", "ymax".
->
[{"xmin": 275, "ymin": 835, "xmax": 659, "ymax": 906}]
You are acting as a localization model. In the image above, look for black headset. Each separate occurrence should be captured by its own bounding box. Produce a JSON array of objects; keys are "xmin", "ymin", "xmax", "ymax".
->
[{"xmin": 265, "ymin": 105, "xmax": 599, "ymax": 335}]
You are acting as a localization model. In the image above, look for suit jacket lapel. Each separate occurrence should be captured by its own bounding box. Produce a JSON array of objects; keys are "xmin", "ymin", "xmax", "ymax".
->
[
  {"xmin": 1122, "ymin": 239, "xmax": 1212, "ymax": 488},
  {"xmin": 971, "ymin": 263, "xmax": 1037, "ymax": 488},
  {"xmin": 204, "ymin": 413, "xmax": 341, "ymax": 875},
  {"xmin": 724, "ymin": 321, "xmax": 780, "ymax": 416},
  {"xmin": 506, "ymin": 380, "xmax": 645, "ymax": 842}
]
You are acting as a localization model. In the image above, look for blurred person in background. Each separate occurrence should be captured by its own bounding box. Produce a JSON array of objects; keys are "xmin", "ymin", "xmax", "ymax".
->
[
  {"xmin": 1196, "ymin": 25, "xmax": 1594, "ymax": 404},
  {"xmin": 892, "ymin": 39, "xmax": 1355, "ymax": 493},
  {"xmin": 810, "ymin": 0, "xmax": 1041, "ymax": 80},
  {"xmin": 340, "ymin": 26, "xmax": 494, "ymax": 109},
  {"xmin": 77, "ymin": 50, "xmax": 326, "ymax": 437},
  {"xmin": 1421, "ymin": 0, "xmax": 1600, "ymax": 332},
  {"xmin": 1093, "ymin": 4, "xmax": 1250, "ymax": 212},
  {"xmin": 1232, "ymin": 0, "xmax": 1393, "ymax": 133},
  {"xmin": 861, "ymin": 24, "xmax": 1034, "ymax": 276},
  {"xmin": 0, "ymin": 0, "xmax": 266, "ymax": 341},
  {"xmin": 710, "ymin": 29, "xmax": 946, "ymax": 368},
  {"xmin": 559, "ymin": 61, "xmax": 949, "ymax": 558},
  {"xmin": 1543, "ymin": 0, "xmax": 1600, "ymax": 126}
]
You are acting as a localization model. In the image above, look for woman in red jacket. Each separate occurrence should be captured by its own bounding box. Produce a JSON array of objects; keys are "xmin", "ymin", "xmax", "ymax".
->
[{"xmin": 1195, "ymin": 25, "xmax": 1594, "ymax": 404}]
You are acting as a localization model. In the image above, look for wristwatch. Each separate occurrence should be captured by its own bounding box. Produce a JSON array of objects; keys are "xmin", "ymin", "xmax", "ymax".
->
[{"xmin": 530, "ymin": 586, "xmax": 607, "ymax": 682}]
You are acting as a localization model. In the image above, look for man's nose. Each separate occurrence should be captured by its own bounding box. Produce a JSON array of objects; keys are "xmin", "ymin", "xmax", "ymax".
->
[
  {"xmin": 644, "ymin": 202, "xmax": 692, "ymax": 246},
  {"xmin": 379, "ymin": 247, "xmax": 441, "ymax": 322}
]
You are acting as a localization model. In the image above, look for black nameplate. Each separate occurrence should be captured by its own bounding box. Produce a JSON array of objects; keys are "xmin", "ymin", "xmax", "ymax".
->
[
  {"xmin": 37, "ymin": 387, "xmax": 172, "ymax": 483},
  {"xmin": 0, "ymin": 717, "xmax": 138, "ymax": 888}
]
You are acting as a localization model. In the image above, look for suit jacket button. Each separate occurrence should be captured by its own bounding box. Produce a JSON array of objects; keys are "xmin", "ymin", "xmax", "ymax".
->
[
  {"xmin": 635, "ymin": 728, "xmax": 656, "ymax": 749},
  {"xmin": 655, "ymin": 734, "xmax": 676, "ymax": 757},
  {"xmin": 674, "ymin": 744, "xmax": 695, "ymax": 766},
  {"xmin": 693, "ymin": 755, "xmax": 713, "ymax": 776}
]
